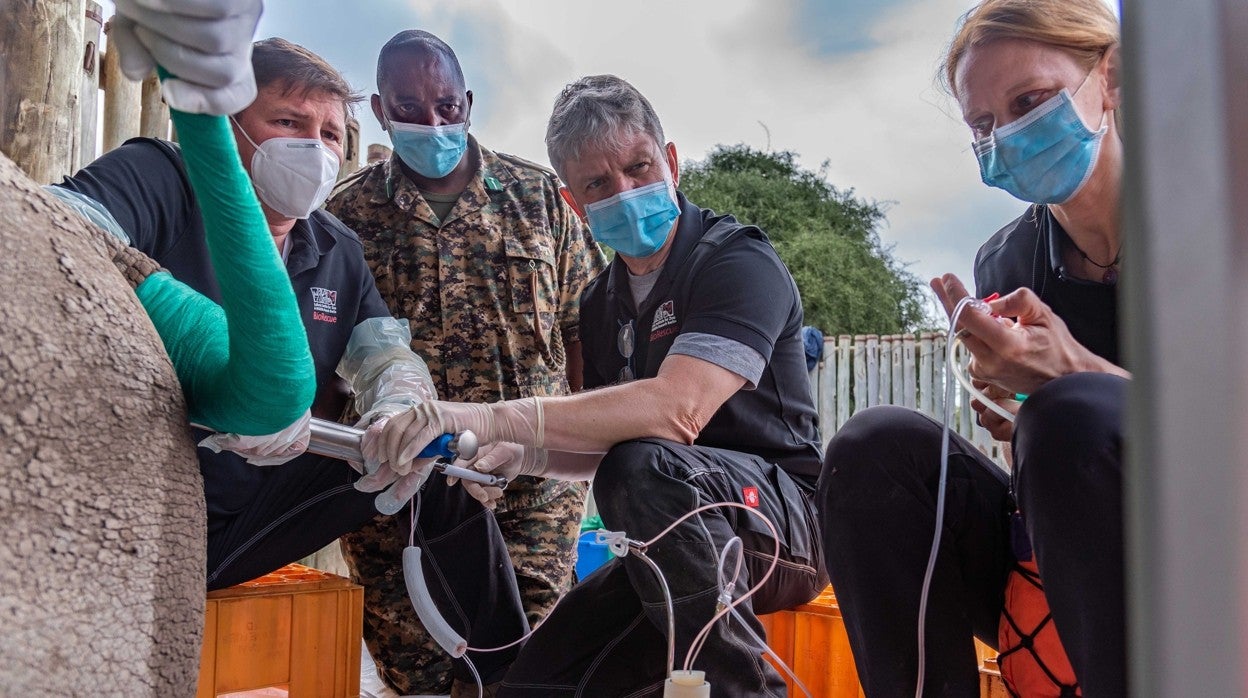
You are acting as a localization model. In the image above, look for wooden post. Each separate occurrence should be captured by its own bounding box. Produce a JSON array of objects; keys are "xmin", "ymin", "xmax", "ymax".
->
[
  {"xmin": 0, "ymin": 0, "xmax": 87, "ymax": 183},
  {"xmin": 918, "ymin": 332, "xmax": 934, "ymax": 417},
  {"xmin": 890, "ymin": 335, "xmax": 905, "ymax": 406},
  {"xmin": 836, "ymin": 336, "xmax": 850, "ymax": 429},
  {"xmin": 878, "ymin": 335, "xmax": 892, "ymax": 408},
  {"xmin": 139, "ymin": 71, "xmax": 168, "ymax": 139},
  {"xmin": 817, "ymin": 337, "xmax": 836, "ymax": 443},
  {"xmin": 902, "ymin": 334, "xmax": 917, "ymax": 410},
  {"xmin": 367, "ymin": 142, "xmax": 391, "ymax": 165},
  {"xmin": 955, "ymin": 342, "xmax": 975, "ymax": 443},
  {"xmin": 338, "ymin": 116, "xmax": 360, "ymax": 180},
  {"xmin": 807, "ymin": 348, "xmax": 820, "ymax": 402},
  {"xmin": 100, "ymin": 24, "xmax": 142, "ymax": 154},
  {"xmin": 852, "ymin": 335, "xmax": 867, "ymax": 415},
  {"xmin": 864, "ymin": 335, "xmax": 879, "ymax": 410},
  {"xmin": 75, "ymin": 2, "xmax": 103, "ymax": 170}
]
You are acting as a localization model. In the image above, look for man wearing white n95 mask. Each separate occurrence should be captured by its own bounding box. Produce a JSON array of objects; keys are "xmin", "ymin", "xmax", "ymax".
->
[{"xmin": 53, "ymin": 37, "xmax": 438, "ymax": 590}]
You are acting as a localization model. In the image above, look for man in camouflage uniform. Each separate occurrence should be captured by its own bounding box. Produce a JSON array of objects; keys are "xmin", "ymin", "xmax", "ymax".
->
[{"xmin": 326, "ymin": 30, "xmax": 605, "ymax": 697}]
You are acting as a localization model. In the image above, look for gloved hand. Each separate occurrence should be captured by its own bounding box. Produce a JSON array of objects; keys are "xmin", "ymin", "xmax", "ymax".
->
[
  {"xmin": 376, "ymin": 399, "xmax": 546, "ymax": 474},
  {"xmin": 446, "ymin": 442, "xmax": 547, "ymax": 509},
  {"xmin": 199, "ymin": 408, "xmax": 310, "ymax": 465},
  {"xmin": 353, "ymin": 407, "xmax": 439, "ymax": 515},
  {"xmin": 109, "ymin": 0, "xmax": 263, "ymax": 114}
]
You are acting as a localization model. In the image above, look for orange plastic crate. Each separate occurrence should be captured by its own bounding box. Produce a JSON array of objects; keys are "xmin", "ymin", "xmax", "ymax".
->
[
  {"xmin": 197, "ymin": 564, "xmax": 363, "ymax": 698},
  {"xmin": 758, "ymin": 586, "xmax": 1002, "ymax": 698},
  {"xmin": 758, "ymin": 586, "xmax": 865, "ymax": 698}
]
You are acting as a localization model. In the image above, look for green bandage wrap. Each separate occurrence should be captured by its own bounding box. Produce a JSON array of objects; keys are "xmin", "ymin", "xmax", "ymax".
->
[
  {"xmin": 139, "ymin": 85, "xmax": 315, "ymax": 434},
  {"xmin": 136, "ymin": 271, "xmax": 313, "ymax": 432}
]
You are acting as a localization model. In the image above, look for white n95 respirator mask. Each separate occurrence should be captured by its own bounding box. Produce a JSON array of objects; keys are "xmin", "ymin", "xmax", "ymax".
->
[{"xmin": 232, "ymin": 117, "xmax": 341, "ymax": 219}]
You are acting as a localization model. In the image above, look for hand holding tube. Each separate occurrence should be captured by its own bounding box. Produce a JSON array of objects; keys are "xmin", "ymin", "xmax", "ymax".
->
[
  {"xmin": 931, "ymin": 274, "xmax": 1126, "ymax": 395},
  {"xmin": 969, "ymin": 378, "xmax": 1020, "ymax": 442},
  {"xmin": 376, "ymin": 399, "xmax": 545, "ymax": 473}
]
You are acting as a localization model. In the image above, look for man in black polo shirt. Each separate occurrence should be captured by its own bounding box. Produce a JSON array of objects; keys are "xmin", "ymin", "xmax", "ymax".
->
[
  {"xmin": 54, "ymin": 38, "xmax": 439, "ymax": 590},
  {"xmin": 376, "ymin": 74, "xmax": 827, "ymax": 697}
]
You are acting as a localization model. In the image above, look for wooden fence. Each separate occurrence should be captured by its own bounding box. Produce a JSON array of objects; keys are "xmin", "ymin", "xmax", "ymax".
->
[{"xmin": 809, "ymin": 332, "xmax": 1006, "ymax": 464}]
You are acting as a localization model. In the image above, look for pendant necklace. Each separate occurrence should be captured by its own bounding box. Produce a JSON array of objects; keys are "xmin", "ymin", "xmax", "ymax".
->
[{"xmin": 1070, "ymin": 238, "xmax": 1121, "ymax": 284}]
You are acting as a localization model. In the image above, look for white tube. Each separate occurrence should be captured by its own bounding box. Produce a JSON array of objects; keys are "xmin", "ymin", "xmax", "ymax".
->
[
  {"xmin": 950, "ymin": 335, "xmax": 1017, "ymax": 424},
  {"xmin": 402, "ymin": 545, "xmax": 467, "ymax": 658}
]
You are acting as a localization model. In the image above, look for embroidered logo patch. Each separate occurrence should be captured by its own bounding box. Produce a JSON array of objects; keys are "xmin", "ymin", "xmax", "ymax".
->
[
  {"xmin": 651, "ymin": 300, "xmax": 676, "ymax": 332},
  {"xmin": 311, "ymin": 287, "xmax": 338, "ymax": 323},
  {"xmin": 742, "ymin": 486, "xmax": 760, "ymax": 508}
]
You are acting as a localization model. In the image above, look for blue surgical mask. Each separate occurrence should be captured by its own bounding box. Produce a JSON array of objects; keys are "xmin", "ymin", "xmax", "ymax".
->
[
  {"xmin": 585, "ymin": 178, "xmax": 680, "ymax": 259},
  {"xmin": 973, "ymin": 83, "xmax": 1107, "ymax": 205},
  {"xmin": 388, "ymin": 119, "xmax": 469, "ymax": 179}
]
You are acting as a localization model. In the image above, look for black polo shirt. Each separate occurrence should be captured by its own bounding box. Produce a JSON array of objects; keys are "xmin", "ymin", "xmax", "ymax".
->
[
  {"xmin": 973, "ymin": 204, "xmax": 1119, "ymax": 365},
  {"xmin": 579, "ymin": 193, "xmax": 823, "ymax": 488},
  {"xmin": 55, "ymin": 138, "xmax": 391, "ymax": 520}
]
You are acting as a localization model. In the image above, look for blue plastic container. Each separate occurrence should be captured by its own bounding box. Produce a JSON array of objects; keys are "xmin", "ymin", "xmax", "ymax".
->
[{"xmin": 575, "ymin": 530, "xmax": 613, "ymax": 581}]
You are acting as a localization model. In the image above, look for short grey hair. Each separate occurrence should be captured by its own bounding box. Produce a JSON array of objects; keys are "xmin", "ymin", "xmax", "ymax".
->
[{"xmin": 545, "ymin": 75, "xmax": 665, "ymax": 182}]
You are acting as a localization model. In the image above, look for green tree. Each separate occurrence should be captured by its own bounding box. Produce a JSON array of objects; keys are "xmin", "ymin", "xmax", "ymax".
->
[{"xmin": 680, "ymin": 145, "xmax": 927, "ymax": 335}]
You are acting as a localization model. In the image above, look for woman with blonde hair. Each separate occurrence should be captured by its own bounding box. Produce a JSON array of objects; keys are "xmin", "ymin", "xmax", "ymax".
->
[{"xmin": 817, "ymin": 0, "xmax": 1129, "ymax": 695}]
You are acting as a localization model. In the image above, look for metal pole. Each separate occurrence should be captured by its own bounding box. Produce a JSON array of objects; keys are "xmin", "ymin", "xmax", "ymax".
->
[{"xmin": 1122, "ymin": 0, "xmax": 1248, "ymax": 695}]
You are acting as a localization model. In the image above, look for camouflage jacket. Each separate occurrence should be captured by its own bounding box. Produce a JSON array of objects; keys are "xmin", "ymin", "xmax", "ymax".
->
[{"xmin": 327, "ymin": 138, "xmax": 605, "ymax": 511}]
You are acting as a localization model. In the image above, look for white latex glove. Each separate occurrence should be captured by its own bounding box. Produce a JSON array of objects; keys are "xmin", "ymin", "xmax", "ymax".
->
[
  {"xmin": 379, "ymin": 399, "xmax": 545, "ymax": 472},
  {"xmin": 352, "ymin": 410, "xmax": 439, "ymax": 515},
  {"xmin": 446, "ymin": 442, "xmax": 546, "ymax": 510},
  {"xmin": 348, "ymin": 404, "xmax": 408, "ymax": 473},
  {"xmin": 199, "ymin": 408, "xmax": 310, "ymax": 466},
  {"xmin": 109, "ymin": 0, "xmax": 263, "ymax": 114}
]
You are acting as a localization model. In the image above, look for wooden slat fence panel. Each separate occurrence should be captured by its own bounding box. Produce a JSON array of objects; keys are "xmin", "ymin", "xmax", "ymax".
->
[
  {"xmin": 835, "ymin": 336, "xmax": 850, "ymax": 430},
  {"xmin": 810, "ymin": 332, "xmax": 1007, "ymax": 465},
  {"xmin": 878, "ymin": 337, "xmax": 888, "ymax": 407},
  {"xmin": 864, "ymin": 335, "xmax": 879, "ymax": 410},
  {"xmin": 902, "ymin": 338, "xmax": 917, "ymax": 410},
  {"xmin": 852, "ymin": 336, "xmax": 867, "ymax": 415},
  {"xmin": 918, "ymin": 332, "xmax": 934, "ymax": 415}
]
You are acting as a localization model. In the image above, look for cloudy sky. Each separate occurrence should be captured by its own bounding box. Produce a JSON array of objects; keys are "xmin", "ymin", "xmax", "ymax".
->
[{"xmin": 106, "ymin": 0, "xmax": 1043, "ymax": 318}]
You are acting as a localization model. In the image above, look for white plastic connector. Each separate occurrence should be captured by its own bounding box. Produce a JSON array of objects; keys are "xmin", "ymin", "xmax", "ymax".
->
[
  {"xmin": 402, "ymin": 545, "xmax": 467, "ymax": 658},
  {"xmin": 595, "ymin": 529, "xmax": 632, "ymax": 558},
  {"xmin": 663, "ymin": 670, "xmax": 711, "ymax": 698}
]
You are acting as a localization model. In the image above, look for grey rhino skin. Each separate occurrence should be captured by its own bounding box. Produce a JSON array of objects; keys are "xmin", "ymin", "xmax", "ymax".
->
[{"xmin": 0, "ymin": 151, "xmax": 205, "ymax": 694}]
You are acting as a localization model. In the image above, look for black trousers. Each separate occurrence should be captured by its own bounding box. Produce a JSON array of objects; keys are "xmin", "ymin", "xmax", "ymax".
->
[
  {"xmin": 205, "ymin": 454, "xmax": 377, "ymax": 589},
  {"xmin": 500, "ymin": 439, "xmax": 826, "ymax": 698},
  {"xmin": 205, "ymin": 456, "xmax": 527, "ymax": 683},
  {"xmin": 817, "ymin": 372, "xmax": 1126, "ymax": 697}
]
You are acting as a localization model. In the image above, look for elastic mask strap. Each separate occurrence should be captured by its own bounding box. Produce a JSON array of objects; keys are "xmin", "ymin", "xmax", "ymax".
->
[
  {"xmin": 229, "ymin": 115, "xmax": 263, "ymax": 152},
  {"xmin": 1071, "ymin": 65, "xmax": 1112, "ymax": 134}
]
